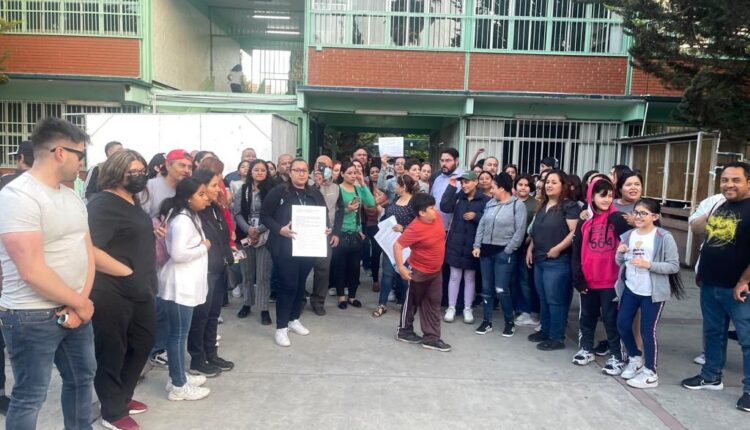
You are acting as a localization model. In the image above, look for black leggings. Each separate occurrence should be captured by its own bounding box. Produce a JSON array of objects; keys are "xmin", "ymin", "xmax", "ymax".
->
[
  {"xmin": 331, "ymin": 235, "xmax": 363, "ymax": 298},
  {"xmin": 275, "ymin": 255, "xmax": 315, "ymax": 329}
]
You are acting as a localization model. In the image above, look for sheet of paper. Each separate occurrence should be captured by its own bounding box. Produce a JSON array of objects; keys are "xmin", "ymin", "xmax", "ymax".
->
[
  {"xmin": 374, "ymin": 215, "xmax": 411, "ymax": 267},
  {"xmin": 291, "ymin": 205, "xmax": 328, "ymax": 258},
  {"xmin": 378, "ymin": 137, "xmax": 404, "ymax": 157}
]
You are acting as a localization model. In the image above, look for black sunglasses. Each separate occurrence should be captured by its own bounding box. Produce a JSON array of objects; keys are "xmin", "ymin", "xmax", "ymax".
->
[{"xmin": 50, "ymin": 146, "xmax": 86, "ymax": 161}]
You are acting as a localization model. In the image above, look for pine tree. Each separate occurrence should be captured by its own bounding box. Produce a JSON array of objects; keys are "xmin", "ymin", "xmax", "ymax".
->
[{"xmin": 603, "ymin": 0, "xmax": 750, "ymax": 145}]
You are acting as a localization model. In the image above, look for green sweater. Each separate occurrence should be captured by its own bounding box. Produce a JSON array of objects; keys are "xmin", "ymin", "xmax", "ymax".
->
[{"xmin": 340, "ymin": 185, "xmax": 375, "ymax": 232}]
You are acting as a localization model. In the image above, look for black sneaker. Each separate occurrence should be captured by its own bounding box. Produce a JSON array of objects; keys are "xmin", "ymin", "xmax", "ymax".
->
[
  {"xmin": 681, "ymin": 374, "xmax": 724, "ymax": 391},
  {"xmin": 237, "ymin": 305, "xmax": 251, "ymax": 319},
  {"xmin": 737, "ymin": 392, "xmax": 750, "ymax": 412},
  {"xmin": 396, "ymin": 331, "xmax": 423, "ymax": 344},
  {"xmin": 261, "ymin": 310, "xmax": 272, "ymax": 326},
  {"xmin": 189, "ymin": 361, "xmax": 222, "ymax": 378},
  {"xmin": 537, "ymin": 340, "xmax": 565, "ymax": 351},
  {"xmin": 502, "ymin": 322, "xmax": 515, "ymax": 338},
  {"xmin": 421, "ymin": 339, "xmax": 452, "ymax": 352},
  {"xmin": 528, "ymin": 331, "xmax": 548, "ymax": 343},
  {"xmin": 593, "ymin": 340, "xmax": 610, "ymax": 356},
  {"xmin": 474, "ymin": 321, "xmax": 493, "ymax": 335},
  {"xmin": 208, "ymin": 356, "xmax": 235, "ymax": 371}
]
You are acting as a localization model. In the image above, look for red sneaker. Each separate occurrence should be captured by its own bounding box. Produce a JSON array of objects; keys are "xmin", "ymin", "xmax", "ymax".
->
[
  {"xmin": 102, "ymin": 415, "xmax": 140, "ymax": 430},
  {"xmin": 127, "ymin": 399, "xmax": 148, "ymax": 415}
]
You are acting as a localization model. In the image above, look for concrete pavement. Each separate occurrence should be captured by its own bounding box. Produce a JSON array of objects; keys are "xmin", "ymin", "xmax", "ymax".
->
[{"xmin": 1, "ymin": 269, "xmax": 747, "ymax": 429}]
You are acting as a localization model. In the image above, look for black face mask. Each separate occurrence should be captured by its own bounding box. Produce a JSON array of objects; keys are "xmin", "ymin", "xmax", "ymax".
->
[{"xmin": 124, "ymin": 175, "xmax": 148, "ymax": 194}]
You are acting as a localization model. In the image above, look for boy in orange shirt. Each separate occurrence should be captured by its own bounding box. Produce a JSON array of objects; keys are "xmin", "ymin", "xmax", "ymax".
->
[{"xmin": 394, "ymin": 193, "xmax": 451, "ymax": 351}]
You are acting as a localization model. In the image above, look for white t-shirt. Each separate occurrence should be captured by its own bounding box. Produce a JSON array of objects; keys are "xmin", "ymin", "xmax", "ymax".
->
[
  {"xmin": 0, "ymin": 173, "xmax": 89, "ymax": 309},
  {"xmin": 625, "ymin": 228, "xmax": 657, "ymax": 296},
  {"xmin": 139, "ymin": 176, "xmax": 176, "ymax": 218}
]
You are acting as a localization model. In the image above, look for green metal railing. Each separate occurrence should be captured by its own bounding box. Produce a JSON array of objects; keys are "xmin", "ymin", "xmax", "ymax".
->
[
  {"xmin": 309, "ymin": 0, "xmax": 626, "ymax": 55},
  {"xmin": 0, "ymin": 0, "xmax": 141, "ymax": 37}
]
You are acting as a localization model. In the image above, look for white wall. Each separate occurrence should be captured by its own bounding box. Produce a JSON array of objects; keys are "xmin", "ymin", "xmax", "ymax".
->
[
  {"xmin": 212, "ymin": 36, "xmax": 241, "ymax": 92},
  {"xmin": 152, "ymin": 0, "xmax": 211, "ymax": 90}
]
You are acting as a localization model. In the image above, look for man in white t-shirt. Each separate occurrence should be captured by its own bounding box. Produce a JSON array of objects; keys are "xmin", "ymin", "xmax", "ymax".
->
[{"xmin": 0, "ymin": 117, "xmax": 96, "ymax": 429}]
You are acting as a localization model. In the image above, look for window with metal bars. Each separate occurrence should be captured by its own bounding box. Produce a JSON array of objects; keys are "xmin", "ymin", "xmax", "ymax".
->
[
  {"xmin": 310, "ymin": 0, "xmax": 624, "ymax": 54},
  {"xmin": 0, "ymin": 101, "xmax": 140, "ymax": 167},
  {"xmin": 0, "ymin": 0, "xmax": 140, "ymax": 37},
  {"xmin": 464, "ymin": 117, "xmax": 622, "ymax": 176}
]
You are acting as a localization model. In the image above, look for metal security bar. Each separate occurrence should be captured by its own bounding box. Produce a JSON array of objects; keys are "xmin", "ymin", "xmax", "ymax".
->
[
  {"xmin": 0, "ymin": 101, "xmax": 140, "ymax": 167},
  {"xmin": 311, "ymin": 0, "xmax": 465, "ymax": 49},
  {"xmin": 464, "ymin": 117, "xmax": 622, "ymax": 176},
  {"xmin": 0, "ymin": 0, "xmax": 141, "ymax": 37},
  {"xmin": 473, "ymin": 0, "xmax": 624, "ymax": 54},
  {"xmin": 310, "ymin": 0, "xmax": 625, "ymax": 54}
]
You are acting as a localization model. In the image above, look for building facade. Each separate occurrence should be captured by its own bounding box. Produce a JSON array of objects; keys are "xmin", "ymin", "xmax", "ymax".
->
[{"xmin": 1, "ymin": 0, "xmax": 685, "ymax": 174}]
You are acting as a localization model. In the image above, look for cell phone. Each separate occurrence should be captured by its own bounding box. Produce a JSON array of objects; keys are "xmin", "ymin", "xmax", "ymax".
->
[
  {"xmin": 233, "ymin": 249, "xmax": 247, "ymax": 260},
  {"xmin": 317, "ymin": 162, "xmax": 326, "ymax": 172},
  {"xmin": 240, "ymin": 237, "xmax": 251, "ymax": 247},
  {"xmin": 57, "ymin": 313, "xmax": 69, "ymax": 326}
]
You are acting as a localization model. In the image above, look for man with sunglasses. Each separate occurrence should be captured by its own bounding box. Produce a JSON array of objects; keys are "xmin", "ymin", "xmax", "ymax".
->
[{"xmin": 0, "ymin": 117, "xmax": 97, "ymax": 429}]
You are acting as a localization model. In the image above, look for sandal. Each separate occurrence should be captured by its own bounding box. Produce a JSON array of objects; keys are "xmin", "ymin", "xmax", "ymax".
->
[
  {"xmin": 338, "ymin": 301, "xmax": 348, "ymax": 310},
  {"xmin": 372, "ymin": 305, "xmax": 387, "ymax": 318},
  {"xmin": 348, "ymin": 299, "xmax": 362, "ymax": 308}
]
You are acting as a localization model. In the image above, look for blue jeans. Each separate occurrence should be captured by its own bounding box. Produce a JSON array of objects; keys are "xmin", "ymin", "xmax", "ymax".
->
[
  {"xmin": 700, "ymin": 285, "xmax": 750, "ymax": 393},
  {"xmin": 534, "ymin": 255, "xmax": 572, "ymax": 342},
  {"xmin": 0, "ymin": 308, "xmax": 96, "ymax": 430},
  {"xmin": 378, "ymin": 259, "xmax": 406, "ymax": 306},
  {"xmin": 162, "ymin": 298, "xmax": 194, "ymax": 387},
  {"xmin": 617, "ymin": 287, "xmax": 664, "ymax": 371},
  {"xmin": 480, "ymin": 252, "xmax": 515, "ymax": 324},
  {"xmin": 510, "ymin": 247, "xmax": 534, "ymax": 314},
  {"xmin": 151, "ymin": 296, "xmax": 168, "ymax": 354}
]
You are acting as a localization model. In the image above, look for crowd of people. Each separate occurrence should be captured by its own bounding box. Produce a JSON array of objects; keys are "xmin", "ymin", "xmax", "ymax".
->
[{"xmin": 0, "ymin": 116, "xmax": 748, "ymax": 430}]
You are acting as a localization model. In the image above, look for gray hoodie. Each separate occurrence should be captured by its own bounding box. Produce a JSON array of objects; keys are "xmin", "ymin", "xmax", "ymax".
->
[
  {"xmin": 473, "ymin": 196, "xmax": 527, "ymax": 255},
  {"xmin": 615, "ymin": 227, "xmax": 680, "ymax": 303}
]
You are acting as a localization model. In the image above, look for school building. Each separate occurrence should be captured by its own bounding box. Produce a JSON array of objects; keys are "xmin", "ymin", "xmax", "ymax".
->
[{"xmin": 0, "ymin": 0, "xmax": 695, "ymax": 176}]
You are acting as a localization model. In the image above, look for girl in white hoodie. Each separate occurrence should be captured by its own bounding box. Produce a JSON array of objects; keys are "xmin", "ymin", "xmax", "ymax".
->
[{"xmin": 157, "ymin": 177, "xmax": 211, "ymax": 401}]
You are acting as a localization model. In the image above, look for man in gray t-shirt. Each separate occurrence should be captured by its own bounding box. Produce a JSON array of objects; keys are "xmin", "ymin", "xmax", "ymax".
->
[
  {"xmin": 139, "ymin": 149, "xmax": 192, "ymax": 218},
  {"xmin": 0, "ymin": 117, "xmax": 96, "ymax": 428}
]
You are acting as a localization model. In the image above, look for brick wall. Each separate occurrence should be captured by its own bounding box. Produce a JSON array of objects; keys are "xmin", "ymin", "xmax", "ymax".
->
[
  {"xmin": 3, "ymin": 35, "xmax": 140, "ymax": 77},
  {"xmin": 469, "ymin": 53, "xmax": 627, "ymax": 94},
  {"xmin": 630, "ymin": 68, "xmax": 683, "ymax": 97},
  {"xmin": 307, "ymin": 47, "xmax": 464, "ymax": 90}
]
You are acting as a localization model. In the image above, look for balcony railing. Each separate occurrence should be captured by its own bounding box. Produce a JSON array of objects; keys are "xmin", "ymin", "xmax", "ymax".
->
[{"xmin": 0, "ymin": 0, "xmax": 141, "ymax": 37}]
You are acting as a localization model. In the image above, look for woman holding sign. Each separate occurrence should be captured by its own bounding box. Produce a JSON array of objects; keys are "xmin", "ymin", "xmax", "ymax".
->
[
  {"xmin": 332, "ymin": 161, "xmax": 375, "ymax": 310},
  {"xmin": 261, "ymin": 159, "xmax": 334, "ymax": 347}
]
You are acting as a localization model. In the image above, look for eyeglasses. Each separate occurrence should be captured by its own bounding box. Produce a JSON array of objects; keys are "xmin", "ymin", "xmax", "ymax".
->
[
  {"xmin": 125, "ymin": 169, "xmax": 147, "ymax": 177},
  {"xmin": 632, "ymin": 210, "xmax": 653, "ymax": 218},
  {"xmin": 50, "ymin": 146, "xmax": 85, "ymax": 161},
  {"xmin": 290, "ymin": 168, "xmax": 308, "ymax": 175}
]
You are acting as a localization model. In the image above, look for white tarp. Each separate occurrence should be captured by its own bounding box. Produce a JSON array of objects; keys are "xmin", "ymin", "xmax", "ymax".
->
[{"xmin": 85, "ymin": 113, "xmax": 297, "ymax": 175}]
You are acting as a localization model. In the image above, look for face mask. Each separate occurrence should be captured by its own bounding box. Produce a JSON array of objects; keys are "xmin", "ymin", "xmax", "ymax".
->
[
  {"xmin": 124, "ymin": 174, "xmax": 148, "ymax": 194},
  {"xmin": 323, "ymin": 167, "xmax": 332, "ymax": 181}
]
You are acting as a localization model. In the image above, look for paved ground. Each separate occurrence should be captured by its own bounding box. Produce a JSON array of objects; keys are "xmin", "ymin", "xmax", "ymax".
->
[{"xmin": 1, "ymin": 269, "xmax": 747, "ymax": 429}]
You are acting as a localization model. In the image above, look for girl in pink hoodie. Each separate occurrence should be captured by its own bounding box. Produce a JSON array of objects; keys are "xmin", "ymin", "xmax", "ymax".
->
[{"xmin": 571, "ymin": 176, "xmax": 629, "ymax": 375}]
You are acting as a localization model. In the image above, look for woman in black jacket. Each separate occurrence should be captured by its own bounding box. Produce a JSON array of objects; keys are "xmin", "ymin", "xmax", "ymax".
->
[
  {"xmin": 188, "ymin": 169, "xmax": 235, "ymax": 376},
  {"xmin": 440, "ymin": 172, "xmax": 490, "ymax": 324},
  {"xmin": 262, "ymin": 159, "xmax": 335, "ymax": 347}
]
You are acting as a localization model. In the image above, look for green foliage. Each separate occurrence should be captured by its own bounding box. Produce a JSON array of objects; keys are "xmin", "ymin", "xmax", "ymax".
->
[
  {"xmin": 600, "ymin": 0, "xmax": 750, "ymax": 143},
  {"xmin": 0, "ymin": 17, "xmax": 19, "ymax": 85}
]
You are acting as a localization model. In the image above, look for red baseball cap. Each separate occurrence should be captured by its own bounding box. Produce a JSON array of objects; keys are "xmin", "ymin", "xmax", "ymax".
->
[{"xmin": 165, "ymin": 149, "xmax": 192, "ymax": 162}]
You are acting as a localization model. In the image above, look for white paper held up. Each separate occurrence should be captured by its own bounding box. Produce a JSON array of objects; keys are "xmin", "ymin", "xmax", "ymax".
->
[{"xmin": 291, "ymin": 205, "xmax": 328, "ymax": 258}]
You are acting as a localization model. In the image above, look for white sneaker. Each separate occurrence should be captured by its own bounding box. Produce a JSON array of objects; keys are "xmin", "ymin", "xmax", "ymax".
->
[
  {"xmin": 168, "ymin": 383, "xmax": 210, "ymax": 401},
  {"xmin": 515, "ymin": 312, "xmax": 535, "ymax": 327},
  {"xmin": 288, "ymin": 319, "xmax": 310, "ymax": 336},
  {"xmin": 444, "ymin": 307, "xmax": 456, "ymax": 322},
  {"xmin": 275, "ymin": 328, "xmax": 291, "ymax": 347},
  {"xmin": 231, "ymin": 286, "xmax": 242, "ymax": 298},
  {"xmin": 388, "ymin": 291, "xmax": 397, "ymax": 302},
  {"xmin": 602, "ymin": 355, "xmax": 625, "ymax": 376},
  {"xmin": 626, "ymin": 368, "xmax": 659, "ymax": 389},
  {"xmin": 534, "ymin": 324, "xmax": 542, "ymax": 332},
  {"xmin": 572, "ymin": 349, "xmax": 595, "ymax": 366},
  {"xmin": 463, "ymin": 308, "xmax": 474, "ymax": 324},
  {"xmin": 328, "ymin": 288, "xmax": 336, "ymax": 296},
  {"xmin": 216, "ymin": 334, "xmax": 222, "ymax": 341},
  {"xmin": 693, "ymin": 353, "xmax": 706, "ymax": 365},
  {"xmin": 165, "ymin": 373, "xmax": 207, "ymax": 392},
  {"xmin": 621, "ymin": 356, "xmax": 644, "ymax": 380}
]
